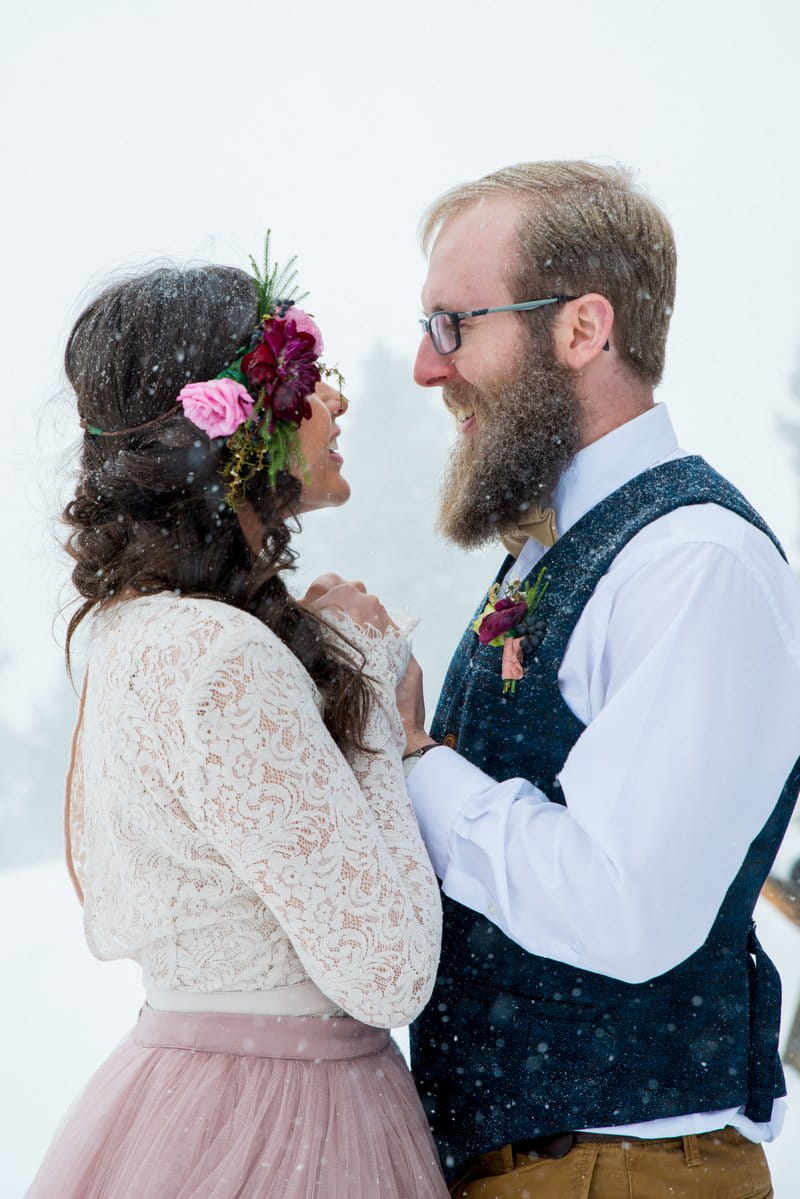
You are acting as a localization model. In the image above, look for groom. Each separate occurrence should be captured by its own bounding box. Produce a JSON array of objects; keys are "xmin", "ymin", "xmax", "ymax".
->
[{"xmin": 400, "ymin": 162, "xmax": 800, "ymax": 1197}]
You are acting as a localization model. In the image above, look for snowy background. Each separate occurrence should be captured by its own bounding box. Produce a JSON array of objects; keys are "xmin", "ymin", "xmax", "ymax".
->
[
  {"xmin": 3, "ymin": 864, "xmax": 798, "ymax": 1196},
  {"xmin": 3, "ymin": 0, "xmax": 800, "ymax": 1193}
]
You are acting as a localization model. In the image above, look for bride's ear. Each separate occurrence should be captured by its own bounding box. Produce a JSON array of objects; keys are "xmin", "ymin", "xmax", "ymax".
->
[{"xmin": 236, "ymin": 500, "xmax": 264, "ymax": 558}]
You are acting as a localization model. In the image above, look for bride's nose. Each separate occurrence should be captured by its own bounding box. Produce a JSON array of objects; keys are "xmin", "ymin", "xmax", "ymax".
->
[{"xmin": 315, "ymin": 380, "xmax": 348, "ymax": 416}]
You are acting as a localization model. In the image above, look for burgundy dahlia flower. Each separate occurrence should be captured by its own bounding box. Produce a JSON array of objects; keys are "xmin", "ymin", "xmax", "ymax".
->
[
  {"xmin": 478, "ymin": 598, "xmax": 528, "ymax": 644},
  {"xmin": 241, "ymin": 316, "xmax": 321, "ymax": 426}
]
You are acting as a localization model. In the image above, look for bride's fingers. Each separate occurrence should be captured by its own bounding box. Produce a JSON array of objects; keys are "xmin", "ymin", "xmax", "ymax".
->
[
  {"xmin": 308, "ymin": 583, "xmax": 363, "ymax": 613},
  {"xmin": 311, "ymin": 585, "xmax": 393, "ymax": 634},
  {"xmin": 301, "ymin": 575, "xmax": 369, "ymax": 606},
  {"xmin": 301, "ymin": 573, "xmax": 348, "ymax": 605}
]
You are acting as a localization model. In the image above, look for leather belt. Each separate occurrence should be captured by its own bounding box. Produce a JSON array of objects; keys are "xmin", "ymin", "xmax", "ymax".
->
[{"xmin": 513, "ymin": 1131, "xmax": 645, "ymax": 1159}]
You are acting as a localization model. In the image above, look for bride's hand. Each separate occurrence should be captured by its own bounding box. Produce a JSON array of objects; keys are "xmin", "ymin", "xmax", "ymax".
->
[
  {"xmin": 298, "ymin": 570, "xmax": 367, "ymax": 604},
  {"xmin": 301, "ymin": 573, "xmax": 366, "ymax": 607},
  {"xmin": 304, "ymin": 575, "xmax": 395, "ymax": 636}
]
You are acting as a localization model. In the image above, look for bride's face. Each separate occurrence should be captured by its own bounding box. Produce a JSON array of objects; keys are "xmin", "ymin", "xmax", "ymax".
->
[{"xmin": 292, "ymin": 380, "xmax": 351, "ymax": 512}]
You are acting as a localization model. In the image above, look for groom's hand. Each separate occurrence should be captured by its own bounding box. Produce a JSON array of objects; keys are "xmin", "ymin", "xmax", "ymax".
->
[{"xmin": 397, "ymin": 657, "xmax": 435, "ymax": 755}]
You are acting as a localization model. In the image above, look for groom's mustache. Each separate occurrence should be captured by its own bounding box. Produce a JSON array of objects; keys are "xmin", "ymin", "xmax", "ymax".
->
[{"xmin": 442, "ymin": 382, "xmax": 492, "ymax": 422}]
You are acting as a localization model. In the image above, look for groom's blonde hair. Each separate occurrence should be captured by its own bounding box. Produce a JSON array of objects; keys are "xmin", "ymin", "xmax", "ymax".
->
[{"xmin": 420, "ymin": 161, "xmax": 677, "ymax": 386}]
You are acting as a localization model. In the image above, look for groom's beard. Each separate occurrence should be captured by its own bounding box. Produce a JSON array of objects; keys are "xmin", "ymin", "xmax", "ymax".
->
[{"xmin": 436, "ymin": 346, "xmax": 583, "ymax": 549}]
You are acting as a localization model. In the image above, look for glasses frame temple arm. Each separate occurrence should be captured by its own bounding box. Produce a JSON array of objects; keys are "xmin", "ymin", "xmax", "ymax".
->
[{"xmin": 462, "ymin": 298, "xmax": 609, "ymax": 349}]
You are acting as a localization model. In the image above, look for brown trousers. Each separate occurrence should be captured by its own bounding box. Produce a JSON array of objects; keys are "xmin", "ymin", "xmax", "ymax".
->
[{"xmin": 450, "ymin": 1127, "xmax": 773, "ymax": 1198}]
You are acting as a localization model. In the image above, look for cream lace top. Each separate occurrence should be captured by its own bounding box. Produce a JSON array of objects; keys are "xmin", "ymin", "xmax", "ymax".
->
[{"xmin": 67, "ymin": 595, "xmax": 442, "ymax": 1029}]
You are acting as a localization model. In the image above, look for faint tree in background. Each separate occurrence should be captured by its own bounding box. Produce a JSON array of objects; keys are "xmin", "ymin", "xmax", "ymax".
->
[
  {"xmin": 782, "ymin": 348, "xmax": 800, "ymax": 553},
  {"xmin": 769, "ymin": 347, "xmax": 800, "ymax": 1068},
  {"xmin": 0, "ymin": 654, "xmax": 77, "ymax": 869},
  {"xmin": 296, "ymin": 342, "xmax": 496, "ymax": 705}
]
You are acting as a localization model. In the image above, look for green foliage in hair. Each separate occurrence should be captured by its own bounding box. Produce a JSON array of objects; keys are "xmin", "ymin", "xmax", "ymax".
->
[
  {"xmin": 249, "ymin": 230, "xmax": 308, "ymax": 319},
  {"xmin": 264, "ymin": 421, "xmax": 307, "ymax": 489}
]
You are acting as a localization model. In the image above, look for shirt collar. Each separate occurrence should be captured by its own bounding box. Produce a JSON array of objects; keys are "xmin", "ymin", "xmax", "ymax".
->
[{"xmin": 551, "ymin": 403, "xmax": 683, "ymax": 539}]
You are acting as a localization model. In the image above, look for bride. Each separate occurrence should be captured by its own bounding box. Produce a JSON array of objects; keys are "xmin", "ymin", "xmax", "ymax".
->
[{"xmin": 25, "ymin": 245, "xmax": 447, "ymax": 1198}]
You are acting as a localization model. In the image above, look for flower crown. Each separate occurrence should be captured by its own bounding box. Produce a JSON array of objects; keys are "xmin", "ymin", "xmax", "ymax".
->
[
  {"xmin": 178, "ymin": 234, "xmax": 343, "ymax": 507},
  {"xmin": 82, "ymin": 234, "xmax": 342, "ymax": 509}
]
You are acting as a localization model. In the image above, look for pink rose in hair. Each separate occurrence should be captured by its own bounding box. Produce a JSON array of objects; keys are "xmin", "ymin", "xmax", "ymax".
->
[
  {"xmin": 282, "ymin": 307, "xmax": 324, "ymax": 355},
  {"xmin": 177, "ymin": 378, "xmax": 254, "ymax": 438}
]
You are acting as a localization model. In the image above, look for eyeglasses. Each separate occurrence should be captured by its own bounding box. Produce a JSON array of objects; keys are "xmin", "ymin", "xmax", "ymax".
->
[{"xmin": 418, "ymin": 296, "xmax": 577, "ymax": 356}]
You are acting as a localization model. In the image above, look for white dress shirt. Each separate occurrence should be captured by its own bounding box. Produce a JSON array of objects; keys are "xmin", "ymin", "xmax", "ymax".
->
[{"xmin": 409, "ymin": 404, "xmax": 800, "ymax": 1141}]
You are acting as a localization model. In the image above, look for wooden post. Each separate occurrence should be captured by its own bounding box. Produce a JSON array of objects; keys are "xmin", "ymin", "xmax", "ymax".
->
[
  {"xmin": 761, "ymin": 874, "xmax": 800, "ymax": 1071},
  {"xmin": 761, "ymin": 875, "xmax": 800, "ymax": 928},
  {"xmin": 784, "ymin": 999, "xmax": 800, "ymax": 1074}
]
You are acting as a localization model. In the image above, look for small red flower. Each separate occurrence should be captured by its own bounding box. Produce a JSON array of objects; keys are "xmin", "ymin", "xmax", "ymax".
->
[{"xmin": 271, "ymin": 383, "xmax": 313, "ymax": 424}]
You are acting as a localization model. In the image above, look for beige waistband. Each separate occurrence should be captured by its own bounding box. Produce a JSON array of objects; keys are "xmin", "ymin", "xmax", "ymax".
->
[
  {"xmin": 135, "ymin": 1004, "xmax": 390, "ymax": 1060},
  {"xmin": 144, "ymin": 979, "xmax": 341, "ymax": 1017}
]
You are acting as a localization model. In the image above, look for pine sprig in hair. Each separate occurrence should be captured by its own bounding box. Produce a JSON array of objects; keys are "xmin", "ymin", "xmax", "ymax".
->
[
  {"xmin": 249, "ymin": 230, "xmax": 308, "ymax": 318},
  {"xmin": 263, "ymin": 420, "xmax": 306, "ymax": 489},
  {"xmin": 220, "ymin": 408, "xmax": 308, "ymax": 505}
]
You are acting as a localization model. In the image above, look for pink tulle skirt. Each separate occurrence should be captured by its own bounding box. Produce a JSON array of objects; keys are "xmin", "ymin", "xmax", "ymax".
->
[{"xmin": 25, "ymin": 1005, "xmax": 449, "ymax": 1198}]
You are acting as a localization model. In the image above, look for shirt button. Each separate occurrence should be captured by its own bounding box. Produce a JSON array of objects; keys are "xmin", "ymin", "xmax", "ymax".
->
[
  {"xmin": 488, "ymin": 905, "xmax": 497, "ymax": 917},
  {"xmin": 443, "ymin": 733, "xmax": 457, "ymax": 749}
]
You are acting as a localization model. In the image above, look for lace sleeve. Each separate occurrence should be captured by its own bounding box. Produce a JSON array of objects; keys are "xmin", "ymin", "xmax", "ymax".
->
[
  {"xmin": 316, "ymin": 611, "xmax": 442, "ymax": 1004},
  {"xmin": 65, "ymin": 674, "xmax": 88, "ymax": 903},
  {"xmin": 321, "ymin": 610, "xmax": 415, "ymax": 753},
  {"xmin": 344, "ymin": 638, "xmax": 443, "ymax": 986},
  {"xmin": 180, "ymin": 629, "xmax": 441, "ymax": 1028}
]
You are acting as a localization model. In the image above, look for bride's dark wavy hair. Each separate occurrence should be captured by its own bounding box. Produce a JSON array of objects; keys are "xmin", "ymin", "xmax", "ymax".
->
[{"xmin": 63, "ymin": 263, "xmax": 374, "ymax": 755}]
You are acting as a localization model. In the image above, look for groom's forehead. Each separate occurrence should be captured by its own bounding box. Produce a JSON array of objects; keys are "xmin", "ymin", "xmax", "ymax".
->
[{"xmin": 423, "ymin": 200, "xmax": 519, "ymax": 309}]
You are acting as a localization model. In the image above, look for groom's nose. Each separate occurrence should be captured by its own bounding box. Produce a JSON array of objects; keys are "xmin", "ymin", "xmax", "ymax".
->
[{"xmin": 413, "ymin": 334, "xmax": 456, "ymax": 388}]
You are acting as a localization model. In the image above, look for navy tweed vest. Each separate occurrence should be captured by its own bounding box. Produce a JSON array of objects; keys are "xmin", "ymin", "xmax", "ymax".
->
[{"xmin": 410, "ymin": 457, "xmax": 800, "ymax": 1181}]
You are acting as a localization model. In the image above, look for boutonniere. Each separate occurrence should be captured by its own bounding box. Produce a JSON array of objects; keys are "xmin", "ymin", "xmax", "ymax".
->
[{"xmin": 471, "ymin": 568, "xmax": 549, "ymax": 694}]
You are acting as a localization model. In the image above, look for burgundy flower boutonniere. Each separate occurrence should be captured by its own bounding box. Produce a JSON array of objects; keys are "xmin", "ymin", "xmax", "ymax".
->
[{"xmin": 471, "ymin": 567, "xmax": 549, "ymax": 695}]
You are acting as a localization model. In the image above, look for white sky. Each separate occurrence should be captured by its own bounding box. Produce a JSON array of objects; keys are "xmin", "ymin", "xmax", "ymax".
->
[{"xmin": 2, "ymin": 0, "xmax": 800, "ymax": 728}]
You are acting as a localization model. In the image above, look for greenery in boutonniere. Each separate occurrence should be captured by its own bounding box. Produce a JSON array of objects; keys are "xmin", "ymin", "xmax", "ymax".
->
[
  {"xmin": 473, "ymin": 568, "xmax": 549, "ymax": 693},
  {"xmin": 472, "ymin": 567, "xmax": 549, "ymax": 646}
]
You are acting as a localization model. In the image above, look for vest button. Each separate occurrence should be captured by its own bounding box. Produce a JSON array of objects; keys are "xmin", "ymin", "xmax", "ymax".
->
[{"xmin": 443, "ymin": 733, "xmax": 457, "ymax": 749}]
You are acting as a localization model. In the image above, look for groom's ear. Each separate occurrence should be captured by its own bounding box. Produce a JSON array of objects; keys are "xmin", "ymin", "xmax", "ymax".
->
[{"xmin": 553, "ymin": 295, "xmax": 614, "ymax": 369}]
